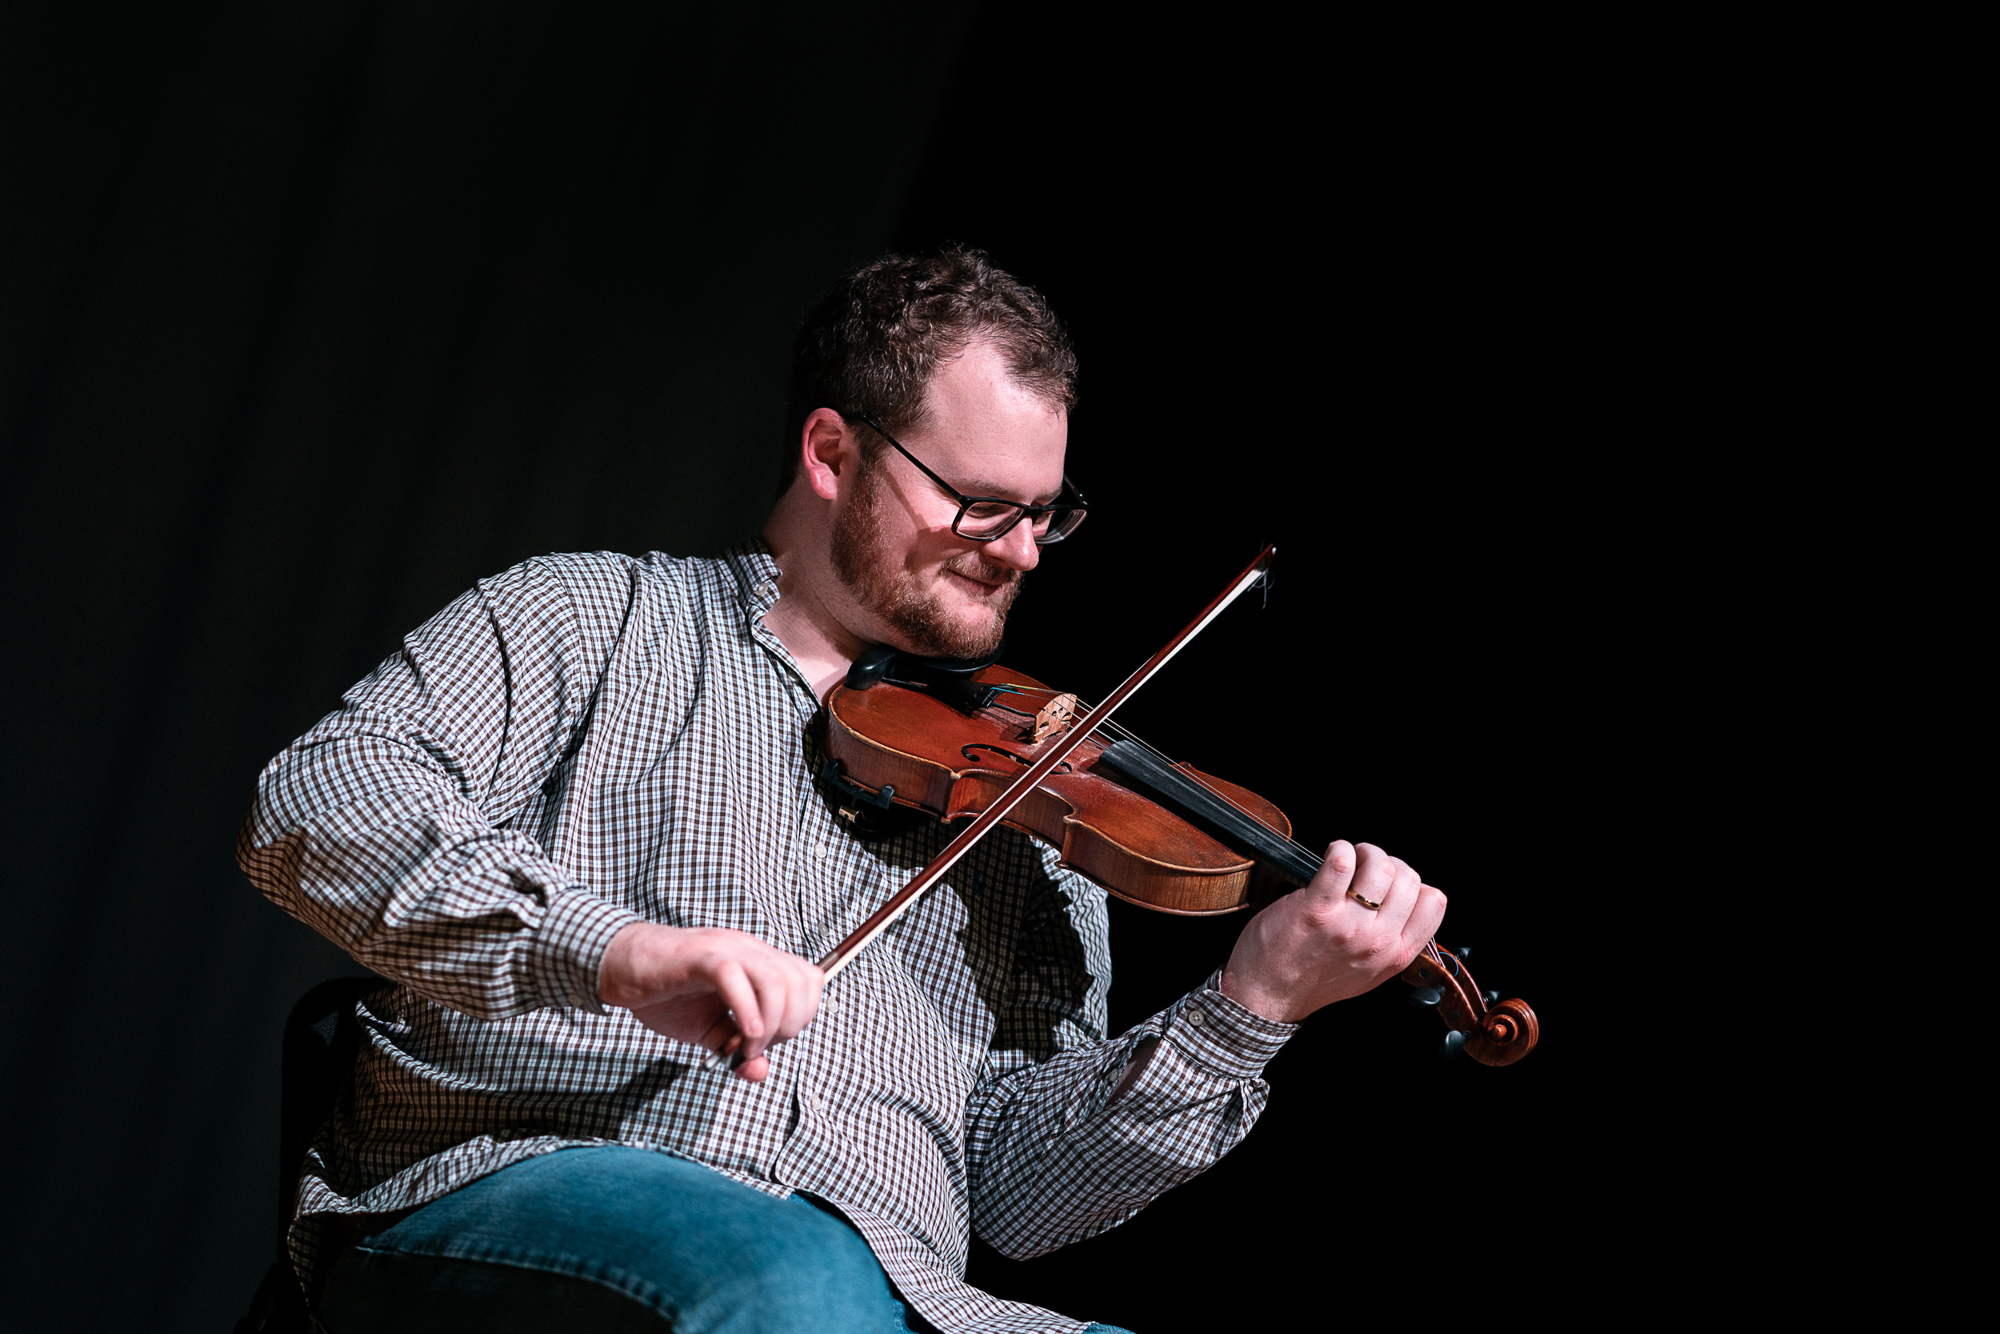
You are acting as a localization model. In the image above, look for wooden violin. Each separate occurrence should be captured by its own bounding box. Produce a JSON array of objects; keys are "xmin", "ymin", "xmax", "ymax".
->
[{"xmin": 810, "ymin": 545, "xmax": 1539, "ymax": 1067}]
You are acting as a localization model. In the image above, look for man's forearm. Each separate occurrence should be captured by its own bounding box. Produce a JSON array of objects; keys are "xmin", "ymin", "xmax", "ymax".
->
[
  {"xmin": 241, "ymin": 727, "xmax": 640, "ymax": 1017},
  {"xmin": 965, "ymin": 979, "xmax": 1294, "ymax": 1260}
]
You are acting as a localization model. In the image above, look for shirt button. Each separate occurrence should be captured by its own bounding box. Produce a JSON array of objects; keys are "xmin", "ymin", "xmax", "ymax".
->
[
  {"xmin": 813, "ymin": 1095, "xmax": 825, "ymax": 1110},
  {"xmin": 1185, "ymin": 1010, "xmax": 1206, "ymax": 1028},
  {"xmin": 814, "ymin": 842, "xmax": 828, "ymax": 858}
]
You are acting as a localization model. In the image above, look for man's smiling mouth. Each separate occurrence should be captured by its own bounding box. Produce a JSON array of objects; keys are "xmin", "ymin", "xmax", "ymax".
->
[{"xmin": 945, "ymin": 567, "xmax": 1013, "ymax": 594}]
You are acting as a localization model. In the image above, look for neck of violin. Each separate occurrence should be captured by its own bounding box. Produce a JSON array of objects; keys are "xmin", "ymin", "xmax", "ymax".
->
[
  {"xmin": 1094, "ymin": 741, "xmax": 1449, "ymax": 943},
  {"xmin": 1093, "ymin": 741, "xmax": 1323, "ymax": 885}
]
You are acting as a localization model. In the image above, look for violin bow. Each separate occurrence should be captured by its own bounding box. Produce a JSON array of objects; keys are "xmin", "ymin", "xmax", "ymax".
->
[
  {"xmin": 699, "ymin": 541, "xmax": 1536, "ymax": 1069},
  {"xmin": 813, "ymin": 544, "xmax": 1277, "ymax": 980},
  {"xmin": 696, "ymin": 545, "xmax": 1275, "ymax": 1068}
]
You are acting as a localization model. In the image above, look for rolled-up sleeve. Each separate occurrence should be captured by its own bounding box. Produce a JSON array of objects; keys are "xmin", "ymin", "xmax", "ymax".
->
[
  {"xmin": 238, "ymin": 558, "xmax": 641, "ymax": 1017},
  {"xmin": 964, "ymin": 875, "xmax": 1297, "ymax": 1258}
]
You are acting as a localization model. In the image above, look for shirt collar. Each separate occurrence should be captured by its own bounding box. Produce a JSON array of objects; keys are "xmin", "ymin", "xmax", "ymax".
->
[
  {"xmin": 725, "ymin": 538, "xmax": 821, "ymax": 703},
  {"xmin": 724, "ymin": 538, "xmax": 783, "ymax": 617}
]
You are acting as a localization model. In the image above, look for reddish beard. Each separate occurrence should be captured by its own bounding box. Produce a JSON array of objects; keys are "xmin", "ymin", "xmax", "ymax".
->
[{"xmin": 829, "ymin": 470, "xmax": 1023, "ymax": 659}]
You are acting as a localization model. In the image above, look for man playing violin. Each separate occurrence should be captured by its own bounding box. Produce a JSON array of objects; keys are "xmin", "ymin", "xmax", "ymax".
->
[{"xmin": 242, "ymin": 247, "xmax": 1446, "ymax": 1333}]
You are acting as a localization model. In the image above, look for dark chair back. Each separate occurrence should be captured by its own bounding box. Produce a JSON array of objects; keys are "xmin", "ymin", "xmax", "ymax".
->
[{"xmin": 236, "ymin": 976, "xmax": 383, "ymax": 1334}]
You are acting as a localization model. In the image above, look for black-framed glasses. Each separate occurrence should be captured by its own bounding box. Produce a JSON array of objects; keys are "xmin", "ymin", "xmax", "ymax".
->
[{"xmin": 845, "ymin": 411, "xmax": 1088, "ymax": 545}]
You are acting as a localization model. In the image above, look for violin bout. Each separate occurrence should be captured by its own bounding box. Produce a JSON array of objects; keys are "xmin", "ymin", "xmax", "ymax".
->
[
  {"xmin": 824, "ymin": 664, "xmax": 1292, "ymax": 916},
  {"xmin": 814, "ymin": 550, "xmax": 1537, "ymax": 1066},
  {"xmin": 824, "ymin": 657, "xmax": 1541, "ymax": 1066}
]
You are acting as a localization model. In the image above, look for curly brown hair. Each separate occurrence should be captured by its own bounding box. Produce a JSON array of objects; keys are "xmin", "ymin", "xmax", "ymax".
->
[{"xmin": 780, "ymin": 246, "xmax": 1078, "ymax": 493}]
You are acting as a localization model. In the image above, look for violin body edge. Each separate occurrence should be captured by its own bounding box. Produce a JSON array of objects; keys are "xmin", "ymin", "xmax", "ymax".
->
[
  {"xmin": 824, "ymin": 670, "xmax": 1282, "ymax": 915},
  {"xmin": 824, "ymin": 654, "xmax": 1540, "ymax": 1066}
]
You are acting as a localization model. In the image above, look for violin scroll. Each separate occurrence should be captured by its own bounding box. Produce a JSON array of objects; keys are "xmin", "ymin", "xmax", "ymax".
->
[
  {"xmin": 1464, "ymin": 997, "xmax": 1539, "ymax": 1067},
  {"xmin": 1401, "ymin": 944, "xmax": 1539, "ymax": 1067}
]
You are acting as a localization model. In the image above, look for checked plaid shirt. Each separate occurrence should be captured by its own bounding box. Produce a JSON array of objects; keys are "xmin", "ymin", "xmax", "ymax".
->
[{"xmin": 240, "ymin": 543, "xmax": 1297, "ymax": 1333}]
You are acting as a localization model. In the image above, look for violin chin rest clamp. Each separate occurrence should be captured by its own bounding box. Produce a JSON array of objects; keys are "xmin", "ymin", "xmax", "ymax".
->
[{"xmin": 819, "ymin": 758, "xmax": 896, "ymax": 822}]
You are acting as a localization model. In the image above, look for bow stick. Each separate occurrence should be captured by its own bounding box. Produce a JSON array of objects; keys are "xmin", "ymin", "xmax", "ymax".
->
[
  {"xmin": 697, "ymin": 544, "xmax": 1276, "ymax": 1067},
  {"xmin": 816, "ymin": 543, "xmax": 1276, "ymax": 979}
]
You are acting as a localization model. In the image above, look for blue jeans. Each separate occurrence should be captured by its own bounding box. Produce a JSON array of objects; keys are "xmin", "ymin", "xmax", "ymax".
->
[{"xmin": 316, "ymin": 1146, "xmax": 1134, "ymax": 1334}]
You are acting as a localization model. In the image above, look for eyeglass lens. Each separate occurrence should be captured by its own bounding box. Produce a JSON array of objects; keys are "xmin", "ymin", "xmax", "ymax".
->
[{"xmin": 955, "ymin": 498, "xmax": 1085, "ymax": 543}]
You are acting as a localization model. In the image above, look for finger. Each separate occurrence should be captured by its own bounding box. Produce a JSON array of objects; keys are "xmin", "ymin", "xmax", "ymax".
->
[
  {"xmin": 710, "ymin": 960, "xmax": 765, "ymax": 1048},
  {"xmin": 744, "ymin": 953, "xmax": 821, "ymax": 1059},
  {"xmin": 1304, "ymin": 841, "xmax": 1357, "ymax": 909},
  {"xmin": 776, "ymin": 959, "xmax": 824, "ymax": 1042},
  {"xmin": 755, "ymin": 961, "xmax": 819, "ymax": 1065},
  {"xmin": 1401, "ymin": 883, "xmax": 1448, "ymax": 960},
  {"xmin": 689, "ymin": 1001, "xmax": 735, "ymax": 1053},
  {"xmin": 692, "ymin": 1017, "xmax": 747, "ymax": 1078},
  {"xmin": 1373, "ymin": 855, "xmax": 1423, "ymax": 935},
  {"xmin": 1341, "ymin": 843, "xmax": 1405, "ymax": 913},
  {"xmin": 738, "ymin": 961, "xmax": 793, "ymax": 1062}
]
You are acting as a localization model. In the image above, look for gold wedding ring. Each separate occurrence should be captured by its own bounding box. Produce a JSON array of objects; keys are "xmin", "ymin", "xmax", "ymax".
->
[{"xmin": 1347, "ymin": 888, "xmax": 1383, "ymax": 911}]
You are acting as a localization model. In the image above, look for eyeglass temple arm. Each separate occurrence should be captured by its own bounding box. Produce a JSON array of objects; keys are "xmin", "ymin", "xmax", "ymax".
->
[{"xmin": 847, "ymin": 408, "xmax": 1085, "ymax": 515}]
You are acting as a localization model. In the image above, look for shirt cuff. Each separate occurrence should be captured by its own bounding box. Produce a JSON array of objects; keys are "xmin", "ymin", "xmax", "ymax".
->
[
  {"xmin": 527, "ymin": 887, "xmax": 643, "ymax": 1014},
  {"xmin": 1163, "ymin": 969, "xmax": 1300, "ymax": 1080}
]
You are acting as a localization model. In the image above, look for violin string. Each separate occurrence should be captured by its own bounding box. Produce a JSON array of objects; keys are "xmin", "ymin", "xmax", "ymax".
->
[
  {"xmin": 1079, "ymin": 712, "xmax": 1289, "ymax": 841},
  {"xmin": 981, "ymin": 684, "xmax": 1441, "ymax": 911},
  {"xmin": 982, "ymin": 679, "xmax": 1329, "ymax": 867},
  {"xmin": 1060, "ymin": 697, "xmax": 1328, "ymax": 868}
]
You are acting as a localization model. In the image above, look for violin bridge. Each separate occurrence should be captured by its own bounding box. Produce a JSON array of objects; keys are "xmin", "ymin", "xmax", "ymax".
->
[{"xmin": 1025, "ymin": 692, "xmax": 1080, "ymax": 743}]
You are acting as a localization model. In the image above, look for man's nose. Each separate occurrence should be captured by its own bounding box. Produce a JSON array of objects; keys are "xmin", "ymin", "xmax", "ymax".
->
[{"xmin": 986, "ymin": 518, "xmax": 1040, "ymax": 573}]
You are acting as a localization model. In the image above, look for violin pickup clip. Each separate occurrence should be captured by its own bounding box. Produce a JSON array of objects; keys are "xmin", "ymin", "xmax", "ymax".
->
[{"xmin": 819, "ymin": 758, "xmax": 896, "ymax": 824}]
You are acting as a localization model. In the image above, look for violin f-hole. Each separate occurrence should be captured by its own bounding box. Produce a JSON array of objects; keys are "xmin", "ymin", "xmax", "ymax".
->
[{"xmin": 962, "ymin": 743, "xmax": 1070, "ymax": 775}]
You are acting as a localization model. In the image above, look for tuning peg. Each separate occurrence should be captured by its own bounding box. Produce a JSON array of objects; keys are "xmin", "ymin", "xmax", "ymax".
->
[
  {"xmin": 1408, "ymin": 986, "xmax": 1442, "ymax": 1008},
  {"xmin": 1455, "ymin": 945, "xmax": 1472, "ymax": 961},
  {"xmin": 1439, "ymin": 1030, "xmax": 1467, "ymax": 1060},
  {"xmin": 1485, "ymin": 990, "xmax": 1501, "ymax": 1006}
]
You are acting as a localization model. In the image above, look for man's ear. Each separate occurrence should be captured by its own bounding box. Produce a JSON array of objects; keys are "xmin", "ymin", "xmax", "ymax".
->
[{"xmin": 799, "ymin": 409, "xmax": 853, "ymax": 502}]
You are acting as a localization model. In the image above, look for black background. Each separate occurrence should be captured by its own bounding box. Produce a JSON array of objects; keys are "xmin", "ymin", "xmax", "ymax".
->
[{"xmin": 3, "ymin": 4, "xmax": 1687, "ymax": 1329}]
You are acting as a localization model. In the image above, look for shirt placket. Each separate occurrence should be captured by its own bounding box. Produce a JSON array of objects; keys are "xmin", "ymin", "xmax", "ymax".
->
[{"xmin": 737, "ymin": 567, "xmax": 859, "ymax": 1168}]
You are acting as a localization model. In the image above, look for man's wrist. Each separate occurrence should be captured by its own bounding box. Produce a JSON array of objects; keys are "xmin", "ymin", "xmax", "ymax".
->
[
  {"xmin": 1164, "ymin": 971, "xmax": 1299, "ymax": 1082},
  {"xmin": 1216, "ymin": 963, "xmax": 1292, "ymax": 1024},
  {"xmin": 526, "ymin": 892, "xmax": 640, "ymax": 1014},
  {"xmin": 597, "ymin": 920, "xmax": 683, "ymax": 1010}
]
